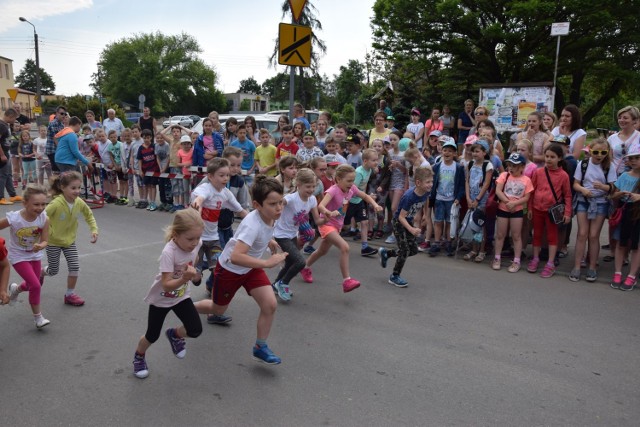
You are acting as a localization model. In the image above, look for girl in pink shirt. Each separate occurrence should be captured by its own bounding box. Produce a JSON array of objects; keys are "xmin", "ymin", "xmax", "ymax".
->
[{"xmin": 424, "ymin": 107, "xmax": 443, "ymax": 134}]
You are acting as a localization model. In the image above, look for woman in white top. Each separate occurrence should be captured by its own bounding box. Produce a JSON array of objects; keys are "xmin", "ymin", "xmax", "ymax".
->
[
  {"xmin": 551, "ymin": 104, "xmax": 586, "ymax": 159},
  {"xmin": 607, "ymin": 105, "xmax": 640, "ymax": 176}
]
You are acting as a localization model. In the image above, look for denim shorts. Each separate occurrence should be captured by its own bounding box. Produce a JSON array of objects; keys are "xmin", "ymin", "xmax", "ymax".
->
[
  {"xmin": 434, "ymin": 199, "xmax": 454, "ymax": 222},
  {"xmin": 575, "ymin": 200, "xmax": 609, "ymax": 216}
]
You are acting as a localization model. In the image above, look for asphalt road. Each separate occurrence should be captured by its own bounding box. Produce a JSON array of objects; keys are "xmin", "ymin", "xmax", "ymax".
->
[{"xmin": 0, "ymin": 202, "xmax": 638, "ymax": 426}]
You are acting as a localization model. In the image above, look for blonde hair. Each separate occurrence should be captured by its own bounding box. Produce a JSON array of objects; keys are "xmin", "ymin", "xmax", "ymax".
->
[
  {"xmin": 403, "ymin": 147, "xmax": 421, "ymax": 160},
  {"xmin": 617, "ymin": 105, "xmax": 640, "ymax": 121},
  {"xmin": 362, "ymin": 148, "xmax": 378, "ymax": 161},
  {"xmin": 23, "ymin": 184, "xmax": 48, "ymax": 201},
  {"xmin": 518, "ymin": 139, "xmax": 534, "ymax": 161},
  {"xmin": 589, "ymin": 137, "xmax": 612, "ymax": 172},
  {"xmin": 335, "ymin": 164, "xmax": 355, "ymax": 180},
  {"xmin": 295, "ymin": 168, "xmax": 316, "ymax": 186},
  {"xmin": 414, "ymin": 166, "xmax": 433, "ymax": 182},
  {"xmin": 164, "ymin": 208, "xmax": 204, "ymax": 242}
]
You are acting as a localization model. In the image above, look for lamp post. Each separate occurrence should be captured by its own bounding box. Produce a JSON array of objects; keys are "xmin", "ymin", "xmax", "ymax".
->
[{"xmin": 18, "ymin": 17, "xmax": 41, "ymax": 117}]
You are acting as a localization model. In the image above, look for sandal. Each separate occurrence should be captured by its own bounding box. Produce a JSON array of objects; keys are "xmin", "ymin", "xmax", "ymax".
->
[
  {"xmin": 474, "ymin": 252, "xmax": 486, "ymax": 263},
  {"xmin": 463, "ymin": 251, "xmax": 477, "ymax": 261},
  {"xmin": 603, "ymin": 255, "xmax": 614, "ymax": 262},
  {"xmin": 558, "ymin": 249, "xmax": 568, "ymax": 258}
]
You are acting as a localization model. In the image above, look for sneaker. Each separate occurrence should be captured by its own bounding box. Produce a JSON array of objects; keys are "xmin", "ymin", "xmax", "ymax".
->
[
  {"xmin": 9, "ymin": 195, "xmax": 23, "ymax": 202},
  {"xmin": 207, "ymin": 314, "xmax": 232, "ymax": 325},
  {"xmin": 148, "ymin": 202, "xmax": 158, "ymax": 211},
  {"xmin": 303, "ymin": 245, "xmax": 316, "ymax": 255},
  {"xmin": 527, "ymin": 259, "xmax": 539, "ymax": 273},
  {"xmin": 300, "ymin": 267, "xmax": 313, "ymax": 283},
  {"xmin": 135, "ymin": 201, "xmax": 146, "ymax": 209},
  {"xmin": 388, "ymin": 274, "xmax": 408, "ymax": 288},
  {"xmin": 163, "ymin": 203, "xmax": 173, "ymax": 212},
  {"xmin": 384, "ymin": 234, "xmax": 397, "ymax": 244},
  {"xmin": 0, "ymin": 198, "xmax": 14, "ymax": 205},
  {"xmin": 127, "ymin": 199, "xmax": 136, "ymax": 207},
  {"xmin": 445, "ymin": 241, "xmax": 454, "ymax": 257},
  {"xmin": 105, "ymin": 196, "xmax": 117, "ymax": 204},
  {"xmin": 428, "ymin": 244, "xmax": 440, "ymax": 258},
  {"xmin": 379, "ymin": 247, "xmax": 389, "ymax": 268},
  {"xmin": 341, "ymin": 229, "xmax": 357, "ymax": 237},
  {"xmin": 619, "ymin": 276, "xmax": 636, "ymax": 292},
  {"xmin": 165, "ymin": 328, "xmax": 186, "ymax": 358},
  {"xmin": 35, "ymin": 316, "xmax": 51, "ymax": 329},
  {"xmin": 610, "ymin": 273, "xmax": 622, "ymax": 289},
  {"xmin": 585, "ymin": 269, "xmax": 597, "ymax": 283},
  {"xmin": 253, "ymin": 344, "xmax": 281, "ymax": 365},
  {"xmin": 157, "ymin": 202, "xmax": 166, "ymax": 211},
  {"xmin": 568, "ymin": 268, "xmax": 581, "ymax": 282},
  {"xmin": 169, "ymin": 205, "xmax": 179, "ymax": 213},
  {"xmin": 114, "ymin": 198, "xmax": 125, "ymax": 205},
  {"xmin": 507, "ymin": 262, "xmax": 521, "ymax": 273},
  {"xmin": 64, "ymin": 293, "xmax": 85, "ymax": 306},
  {"xmin": 274, "ymin": 281, "xmax": 291, "ymax": 302},
  {"xmin": 417, "ymin": 241, "xmax": 430, "ymax": 252},
  {"xmin": 491, "ymin": 258, "xmax": 501, "ymax": 270},
  {"xmin": 342, "ymin": 278, "xmax": 361, "ymax": 293},
  {"xmin": 119, "ymin": 197, "xmax": 129, "ymax": 205},
  {"xmin": 8, "ymin": 282, "xmax": 20, "ymax": 305},
  {"xmin": 361, "ymin": 246, "xmax": 378, "ymax": 257},
  {"xmin": 133, "ymin": 353, "xmax": 149, "ymax": 379},
  {"xmin": 540, "ymin": 264, "xmax": 556, "ymax": 278}
]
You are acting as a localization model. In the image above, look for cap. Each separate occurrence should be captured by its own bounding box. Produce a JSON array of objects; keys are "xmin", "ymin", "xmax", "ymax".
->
[
  {"xmin": 346, "ymin": 134, "xmax": 360, "ymax": 145},
  {"xmin": 83, "ymin": 134, "xmax": 94, "ymax": 140},
  {"xmin": 476, "ymin": 139, "xmax": 490, "ymax": 153},
  {"xmin": 439, "ymin": 135, "xmax": 455, "ymax": 145},
  {"xmin": 550, "ymin": 134, "xmax": 569, "ymax": 145},
  {"xmin": 398, "ymin": 137, "xmax": 411, "ymax": 152},
  {"xmin": 303, "ymin": 130, "xmax": 315, "ymax": 137},
  {"xmin": 506, "ymin": 152, "xmax": 526, "ymax": 165},
  {"xmin": 442, "ymin": 139, "xmax": 457, "ymax": 150},
  {"xmin": 180, "ymin": 135, "xmax": 192, "ymax": 143},
  {"xmin": 464, "ymin": 134, "xmax": 478, "ymax": 145},
  {"xmin": 386, "ymin": 115, "xmax": 395, "ymax": 121},
  {"xmin": 470, "ymin": 209, "xmax": 486, "ymax": 233},
  {"xmin": 429, "ymin": 130, "xmax": 442, "ymax": 138},
  {"xmin": 411, "ymin": 108, "xmax": 420, "ymax": 116}
]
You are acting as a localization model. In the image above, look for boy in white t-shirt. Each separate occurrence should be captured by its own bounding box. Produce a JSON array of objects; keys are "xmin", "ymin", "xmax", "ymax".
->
[{"xmin": 194, "ymin": 176, "xmax": 288, "ymax": 365}]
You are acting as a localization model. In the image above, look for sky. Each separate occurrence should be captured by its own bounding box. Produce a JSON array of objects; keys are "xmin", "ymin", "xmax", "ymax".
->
[{"xmin": 0, "ymin": 0, "xmax": 376, "ymax": 99}]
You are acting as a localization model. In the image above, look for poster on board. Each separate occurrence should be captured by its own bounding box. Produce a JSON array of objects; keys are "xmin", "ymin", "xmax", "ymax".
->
[{"xmin": 478, "ymin": 84, "xmax": 554, "ymax": 133}]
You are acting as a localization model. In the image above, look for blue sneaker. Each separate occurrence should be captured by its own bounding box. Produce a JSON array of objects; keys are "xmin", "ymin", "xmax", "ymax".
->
[
  {"xmin": 165, "ymin": 328, "xmax": 186, "ymax": 359},
  {"xmin": 253, "ymin": 344, "xmax": 281, "ymax": 365},
  {"xmin": 207, "ymin": 314, "xmax": 232, "ymax": 325},
  {"xmin": 303, "ymin": 245, "xmax": 316, "ymax": 255},
  {"xmin": 379, "ymin": 247, "xmax": 389, "ymax": 268},
  {"xmin": 389, "ymin": 274, "xmax": 408, "ymax": 288},
  {"xmin": 274, "ymin": 280, "xmax": 291, "ymax": 302}
]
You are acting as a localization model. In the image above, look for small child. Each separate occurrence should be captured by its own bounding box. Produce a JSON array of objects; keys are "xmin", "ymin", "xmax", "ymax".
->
[
  {"xmin": 276, "ymin": 125, "xmax": 298, "ymax": 159},
  {"xmin": 296, "ymin": 130, "xmax": 324, "ymax": 163},
  {"xmin": 255, "ymin": 129, "xmax": 278, "ymax": 177},
  {"xmin": 18, "ymin": 130, "xmax": 36, "ymax": 189},
  {"xmin": 194, "ymin": 176, "xmax": 289, "ymax": 365},
  {"xmin": 2, "ymin": 186, "xmax": 49, "ymax": 327},
  {"xmin": 292, "ymin": 122, "xmax": 305, "ymax": 146},
  {"xmin": 301, "ymin": 164, "xmax": 382, "ymax": 292},
  {"xmin": 107, "ymin": 130, "xmax": 127, "ymax": 204},
  {"xmin": 323, "ymin": 137, "xmax": 347, "ymax": 165},
  {"xmin": 230, "ymin": 124, "xmax": 256, "ymax": 188},
  {"xmin": 272, "ymin": 168, "xmax": 325, "ymax": 301},
  {"xmin": 99, "ymin": 130, "xmax": 117, "ymax": 202},
  {"xmin": 386, "ymin": 131, "xmax": 408, "ymax": 245},
  {"xmin": 33, "ymin": 125, "xmax": 51, "ymax": 186},
  {"xmin": 193, "ymin": 118, "xmax": 224, "ymax": 167},
  {"xmin": 406, "ymin": 109, "xmax": 425, "ymax": 149},
  {"xmin": 367, "ymin": 138, "xmax": 390, "ymax": 240},
  {"xmin": 128, "ymin": 126, "xmax": 145, "ymax": 207},
  {"xmin": 132, "ymin": 209, "xmax": 205, "ymax": 379},
  {"xmin": 346, "ymin": 134, "xmax": 363, "ymax": 169},
  {"xmin": 276, "ymin": 156, "xmax": 299, "ymax": 195},
  {"xmin": 174, "ymin": 135, "xmax": 193, "ymax": 211},
  {"xmin": 42, "ymin": 172, "xmax": 99, "ymax": 306},
  {"xmin": 137, "ymin": 129, "xmax": 160, "ymax": 211},
  {"xmin": 379, "ymin": 167, "xmax": 433, "ymax": 287},
  {"xmin": 302, "ymin": 157, "xmax": 329, "ymax": 255},
  {"xmin": 404, "ymin": 147, "xmax": 432, "ymax": 189}
]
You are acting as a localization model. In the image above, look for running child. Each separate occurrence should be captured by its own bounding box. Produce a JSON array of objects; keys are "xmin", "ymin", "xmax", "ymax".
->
[
  {"xmin": 195, "ymin": 176, "xmax": 288, "ymax": 364},
  {"xmin": 379, "ymin": 167, "xmax": 433, "ymax": 287},
  {"xmin": 367, "ymin": 138, "xmax": 390, "ymax": 240},
  {"xmin": 301, "ymin": 164, "xmax": 383, "ymax": 292},
  {"xmin": 276, "ymin": 156, "xmax": 299, "ymax": 195},
  {"xmin": 132, "ymin": 209, "xmax": 205, "ymax": 379},
  {"xmin": 272, "ymin": 168, "xmax": 325, "ymax": 301},
  {"xmin": 42, "ymin": 172, "xmax": 99, "ymax": 306},
  {"xmin": 386, "ymin": 131, "xmax": 408, "ymax": 244},
  {"xmin": 2, "ymin": 186, "xmax": 49, "ymax": 327},
  {"xmin": 302, "ymin": 157, "xmax": 329, "ymax": 255}
]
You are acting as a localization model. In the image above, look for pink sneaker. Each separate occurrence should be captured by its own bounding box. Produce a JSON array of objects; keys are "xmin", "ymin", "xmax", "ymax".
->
[
  {"xmin": 540, "ymin": 264, "xmax": 556, "ymax": 278},
  {"xmin": 342, "ymin": 278, "xmax": 361, "ymax": 293},
  {"xmin": 300, "ymin": 267, "xmax": 313, "ymax": 283},
  {"xmin": 64, "ymin": 293, "xmax": 85, "ymax": 306},
  {"xmin": 527, "ymin": 259, "xmax": 539, "ymax": 273}
]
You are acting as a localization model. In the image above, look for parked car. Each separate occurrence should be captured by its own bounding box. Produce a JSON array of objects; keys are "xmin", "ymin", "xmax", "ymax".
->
[
  {"xmin": 162, "ymin": 116, "xmax": 194, "ymax": 128},
  {"xmin": 191, "ymin": 114, "xmax": 279, "ymax": 135},
  {"xmin": 265, "ymin": 109, "xmax": 321, "ymax": 123},
  {"xmin": 188, "ymin": 115, "xmax": 201, "ymax": 125}
]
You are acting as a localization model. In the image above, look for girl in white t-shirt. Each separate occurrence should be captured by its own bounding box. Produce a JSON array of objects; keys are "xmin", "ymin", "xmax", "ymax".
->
[
  {"xmin": 132, "ymin": 209, "xmax": 204, "ymax": 379},
  {"xmin": 32, "ymin": 125, "xmax": 51, "ymax": 186},
  {"xmin": 1, "ymin": 186, "xmax": 50, "ymax": 328},
  {"xmin": 272, "ymin": 169, "xmax": 325, "ymax": 301}
]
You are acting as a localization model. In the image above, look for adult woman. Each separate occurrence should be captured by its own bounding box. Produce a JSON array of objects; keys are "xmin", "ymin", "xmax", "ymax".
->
[
  {"xmin": 441, "ymin": 104, "xmax": 455, "ymax": 137},
  {"xmin": 543, "ymin": 112, "xmax": 557, "ymax": 136},
  {"xmin": 469, "ymin": 106, "xmax": 490, "ymax": 135},
  {"xmin": 552, "ymin": 104, "xmax": 586, "ymax": 159},
  {"xmin": 608, "ymin": 106, "xmax": 640, "ymax": 176},
  {"xmin": 516, "ymin": 112, "xmax": 550, "ymax": 167},
  {"xmin": 424, "ymin": 107, "xmax": 443, "ymax": 135},
  {"xmin": 457, "ymin": 99, "xmax": 476, "ymax": 150},
  {"xmin": 369, "ymin": 111, "xmax": 391, "ymax": 144},
  {"xmin": 271, "ymin": 115, "xmax": 289, "ymax": 143}
]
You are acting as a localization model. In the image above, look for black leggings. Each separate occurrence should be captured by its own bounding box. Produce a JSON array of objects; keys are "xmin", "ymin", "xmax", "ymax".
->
[
  {"xmin": 274, "ymin": 237, "xmax": 306, "ymax": 285},
  {"xmin": 144, "ymin": 298, "xmax": 202, "ymax": 343}
]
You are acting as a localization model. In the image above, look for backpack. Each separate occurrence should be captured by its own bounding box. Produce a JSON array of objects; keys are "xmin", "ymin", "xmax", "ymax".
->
[
  {"xmin": 467, "ymin": 160, "xmax": 499, "ymax": 190},
  {"xmin": 579, "ymin": 159, "xmax": 610, "ymax": 186}
]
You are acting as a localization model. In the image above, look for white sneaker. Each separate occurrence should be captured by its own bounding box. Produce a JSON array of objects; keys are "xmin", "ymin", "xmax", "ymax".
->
[
  {"xmin": 35, "ymin": 317, "xmax": 51, "ymax": 329},
  {"xmin": 8, "ymin": 283, "xmax": 20, "ymax": 305},
  {"xmin": 385, "ymin": 235, "xmax": 397, "ymax": 244}
]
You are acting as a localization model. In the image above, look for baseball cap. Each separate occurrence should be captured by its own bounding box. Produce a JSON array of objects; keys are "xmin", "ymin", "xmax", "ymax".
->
[
  {"xmin": 303, "ymin": 130, "xmax": 315, "ymax": 137},
  {"xmin": 550, "ymin": 135, "xmax": 569, "ymax": 145},
  {"xmin": 464, "ymin": 134, "xmax": 478, "ymax": 145},
  {"xmin": 411, "ymin": 108, "xmax": 420, "ymax": 116},
  {"xmin": 386, "ymin": 115, "xmax": 395, "ymax": 121},
  {"xmin": 180, "ymin": 135, "xmax": 192, "ymax": 143},
  {"xmin": 346, "ymin": 134, "xmax": 360, "ymax": 145},
  {"xmin": 429, "ymin": 130, "xmax": 442, "ymax": 138},
  {"xmin": 506, "ymin": 152, "xmax": 526, "ymax": 165},
  {"xmin": 442, "ymin": 139, "xmax": 457, "ymax": 150}
]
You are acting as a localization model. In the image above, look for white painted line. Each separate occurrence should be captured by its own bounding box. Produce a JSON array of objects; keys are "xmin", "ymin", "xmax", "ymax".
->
[{"xmin": 78, "ymin": 241, "xmax": 164, "ymax": 258}]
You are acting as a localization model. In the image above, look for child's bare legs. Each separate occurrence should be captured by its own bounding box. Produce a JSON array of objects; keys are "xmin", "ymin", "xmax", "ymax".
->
[
  {"xmin": 520, "ymin": 216, "xmax": 531, "ymax": 255},
  {"xmin": 433, "ymin": 220, "xmax": 444, "ymax": 243},
  {"xmin": 306, "ymin": 232, "xmax": 350, "ymax": 279},
  {"xmin": 510, "ymin": 218, "xmax": 524, "ymax": 262},
  {"xmin": 627, "ymin": 249, "xmax": 640, "ymax": 279},
  {"xmin": 614, "ymin": 243, "xmax": 627, "ymax": 273},
  {"xmin": 494, "ymin": 217, "xmax": 509, "ymax": 258},
  {"xmin": 250, "ymin": 286, "xmax": 277, "ymax": 340},
  {"xmin": 573, "ymin": 213, "xmax": 589, "ymax": 271},
  {"xmin": 194, "ymin": 299, "xmax": 228, "ymax": 317},
  {"xmin": 587, "ymin": 216, "xmax": 606, "ymax": 270}
]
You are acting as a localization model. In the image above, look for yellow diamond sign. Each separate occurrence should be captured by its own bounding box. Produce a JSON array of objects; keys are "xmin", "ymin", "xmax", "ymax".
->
[{"xmin": 278, "ymin": 23, "xmax": 312, "ymax": 68}]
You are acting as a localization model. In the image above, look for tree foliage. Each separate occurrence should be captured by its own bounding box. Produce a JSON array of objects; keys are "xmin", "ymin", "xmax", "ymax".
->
[
  {"xmin": 92, "ymin": 32, "xmax": 226, "ymax": 116},
  {"xmin": 238, "ymin": 76, "xmax": 262, "ymax": 94},
  {"xmin": 371, "ymin": 0, "xmax": 640, "ymax": 124},
  {"xmin": 15, "ymin": 59, "xmax": 56, "ymax": 94}
]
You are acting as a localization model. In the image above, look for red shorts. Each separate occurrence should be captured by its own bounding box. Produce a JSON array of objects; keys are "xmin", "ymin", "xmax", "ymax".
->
[
  {"xmin": 211, "ymin": 263, "xmax": 270, "ymax": 306},
  {"xmin": 0, "ymin": 237, "xmax": 7, "ymax": 261}
]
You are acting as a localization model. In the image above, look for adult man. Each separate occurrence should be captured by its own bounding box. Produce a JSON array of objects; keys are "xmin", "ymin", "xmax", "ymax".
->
[
  {"xmin": 85, "ymin": 110, "xmax": 102, "ymax": 129},
  {"xmin": 292, "ymin": 103, "xmax": 310, "ymax": 130},
  {"xmin": 103, "ymin": 108, "xmax": 125, "ymax": 137},
  {"xmin": 0, "ymin": 109, "xmax": 21, "ymax": 204},
  {"xmin": 13, "ymin": 103, "xmax": 30, "ymax": 126},
  {"xmin": 46, "ymin": 106, "xmax": 67, "ymax": 173},
  {"xmin": 137, "ymin": 107, "xmax": 156, "ymax": 137},
  {"xmin": 379, "ymin": 99, "xmax": 392, "ymax": 117}
]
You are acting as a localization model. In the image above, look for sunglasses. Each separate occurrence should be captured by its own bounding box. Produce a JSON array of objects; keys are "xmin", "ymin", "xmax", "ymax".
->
[
  {"xmin": 591, "ymin": 150, "xmax": 608, "ymax": 156},
  {"xmin": 621, "ymin": 143, "xmax": 626, "ymax": 156},
  {"xmin": 475, "ymin": 112, "xmax": 486, "ymax": 116}
]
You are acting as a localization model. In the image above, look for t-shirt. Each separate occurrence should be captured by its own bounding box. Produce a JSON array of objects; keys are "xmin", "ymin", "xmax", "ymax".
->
[
  {"xmin": 218, "ymin": 210, "xmax": 274, "ymax": 275},
  {"xmin": 137, "ymin": 144, "xmax": 160, "ymax": 173},
  {"xmin": 97, "ymin": 140, "xmax": 112, "ymax": 167},
  {"xmin": 406, "ymin": 122, "xmax": 424, "ymax": 148},
  {"xmin": 276, "ymin": 141, "xmax": 299, "ymax": 158},
  {"xmin": 144, "ymin": 239, "xmax": 201, "ymax": 308},
  {"xmin": 347, "ymin": 152, "xmax": 363, "ymax": 169},
  {"xmin": 394, "ymin": 188, "xmax": 428, "ymax": 223},
  {"xmin": 436, "ymin": 161, "xmax": 457, "ymax": 201},
  {"xmin": 350, "ymin": 166, "xmax": 372, "ymax": 204},
  {"xmin": 254, "ymin": 144, "xmax": 278, "ymax": 177},
  {"xmin": 369, "ymin": 128, "xmax": 391, "ymax": 143},
  {"xmin": 274, "ymin": 192, "xmax": 318, "ymax": 239},
  {"xmin": 297, "ymin": 146, "xmax": 324, "ymax": 162},
  {"xmin": 425, "ymin": 119, "xmax": 444, "ymax": 134},
  {"xmin": 614, "ymin": 172, "xmax": 639, "ymax": 205},
  {"xmin": 176, "ymin": 148, "xmax": 193, "ymax": 176},
  {"xmin": 496, "ymin": 172, "xmax": 533, "ymax": 212},
  {"xmin": 6, "ymin": 210, "xmax": 47, "ymax": 264},
  {"xmin": 20, "ymin": 141, "xmax": 35, "ymax": 161},
  {"xmin": 130, "ymin": 139, "xmax": 144, "ymax": 170},
  {"xmin": 33, "ymin": 136, "xmax": 47, "ymax": 159},
  {"xmin": 230, "ymin": 139, "xmax": 256, "ymax": 171},
  {"xmin": 155, "ymin": 142, "xmax": 170, "ymax": 172},
  {"xmin": 203, "ymin": 135, "xmax": 214, "ymax": 153},
  {"xmin": 608, "ymin": 131, "xmax": 640, "ymax": 176},
  {"xmin": 551, "ymin": 127, "xmax": 587, "ymax": 156},
  {"xmin": 107, "ymin": 141, "xmax": 123, "ymax": 167},
  {"xmin": 468, "ymin": 161, "xmax": 494, "ymax": 203},
  {"xmin": 574, "ymin": 159, "xmax": 618, "ymax": 203},
  {"xmin": 191, "ymin": 182, "xmax": 243, "ymax": 241},
  {"xmin": 321, "ymin": 184, "xmax": 359, "ymax": 229}
]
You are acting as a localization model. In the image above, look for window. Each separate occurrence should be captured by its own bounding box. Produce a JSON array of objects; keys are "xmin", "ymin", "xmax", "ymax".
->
[
  {"xmin": 4, "ymin": 64, "xmax": 9, "ymax": 80},
  {"xmin": 1, "ymin": 98, "xmax": 5, "ymax": 110},
  {"xmin": 0, "ymin": 64, "xmax": 3, "ymax": 78}
]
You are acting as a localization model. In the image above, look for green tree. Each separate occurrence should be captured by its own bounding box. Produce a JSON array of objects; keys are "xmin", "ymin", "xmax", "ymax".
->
[
  {"xmin": 91, "ymin": 32, "xmax": 226, "ymax": 116},
  {"xmin": 14, "ymin": 59, "xmax": 56, "ymax": 94},
  {"xmin": 371, "ymin": 0, "xmax": 640, "ymax": 123},
  {"xmin": 238, "ymin": 77, "xmax": 262, "ymax": 94},
  {"xmin": 334, "ymin": 60, "xmax": 365, "ymax": 113}
]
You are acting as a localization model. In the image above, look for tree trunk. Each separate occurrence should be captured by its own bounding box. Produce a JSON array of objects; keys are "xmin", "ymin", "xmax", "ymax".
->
[
  {"xmin": 569, "ymin": 70, "xmax": 585, "ymax": 106},
  {"xmin": 582, "ymin": 78, "xmax": 624, "ymax": 126}
]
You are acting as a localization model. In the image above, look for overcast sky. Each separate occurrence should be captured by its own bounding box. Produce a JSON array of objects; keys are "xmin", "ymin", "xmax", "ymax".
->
[{"xmin": 1, "ymin": 0, "xmax": 376, "ymax": 97}]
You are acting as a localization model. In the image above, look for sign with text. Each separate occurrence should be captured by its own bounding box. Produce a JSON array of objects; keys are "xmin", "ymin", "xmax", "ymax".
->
[{"xmin": 551, "ymin": 22, "xmax": 570, "ymax": 36}]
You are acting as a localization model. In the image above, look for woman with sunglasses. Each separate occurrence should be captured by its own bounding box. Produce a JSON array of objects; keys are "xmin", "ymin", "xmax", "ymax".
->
[{"xmin": 608, "ymin": 106, "xmax": 640, "ymax": 177}]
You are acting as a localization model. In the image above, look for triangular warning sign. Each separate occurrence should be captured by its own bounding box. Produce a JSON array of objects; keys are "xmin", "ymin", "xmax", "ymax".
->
[
  {"xmin": 289, "ymin": 0, "xmax": 307, "ymax": 22},
  {"xmin": 6, "ymin": 89, "xmax": 18, "ymax": 102}
]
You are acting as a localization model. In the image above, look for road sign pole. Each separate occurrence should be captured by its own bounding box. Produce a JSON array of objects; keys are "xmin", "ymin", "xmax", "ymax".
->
[{"xmin": 288, "ymin": 15, "xmax": 296, "ymax": 122}]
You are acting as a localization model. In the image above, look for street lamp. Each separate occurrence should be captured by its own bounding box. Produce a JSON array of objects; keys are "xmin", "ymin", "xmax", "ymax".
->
[{"xmin": 18, "ymin": 17, "xmax": 41, "ymax": 117}]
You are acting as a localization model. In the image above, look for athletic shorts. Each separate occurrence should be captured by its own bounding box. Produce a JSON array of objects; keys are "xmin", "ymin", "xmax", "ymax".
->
[
  {"xmin": 211, "ymin": 263, "xmax": 270, "ymax": 306},
  {"xmin": 318, "ymin": 224, "xmax": 340, "ymax": 239},
  {"xmin": 143, "ymin": 175, "xmax": 159, "ymax": 186},
  {"xmin": 496, "ymin": 209, "xmax": 524, "ymax": 219},
  {"xmin": 345, "ymin": 200, "xmax": 368, "ymax": 223}
]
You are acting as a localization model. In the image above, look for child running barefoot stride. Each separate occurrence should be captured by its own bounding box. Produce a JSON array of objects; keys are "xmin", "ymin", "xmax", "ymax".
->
[
  {"xmin": 42, "ymin": 172, "xmax": 99, "ymax": 306},
  {"xmin": 301, "ymin": 164, "xmax": 383, "ymax": 292},
  {"xmin": 2, "ymin": 186, "xmax": 50, "ymax": 328},
  {"xmin": 195, "ymin": 176, "xmax": 288, "ymax": 365},
  {"xmin": 132, "ymin": 209, "xmax": 205, "ymax": 379}
]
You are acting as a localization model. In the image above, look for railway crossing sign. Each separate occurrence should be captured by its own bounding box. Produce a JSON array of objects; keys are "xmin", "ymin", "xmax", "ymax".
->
[{"xmin": 278, "ymin": 23, "xmax": 312, "ymax": 67}]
